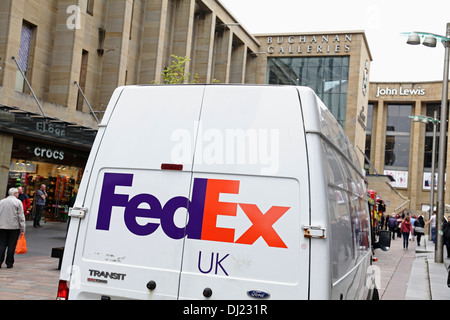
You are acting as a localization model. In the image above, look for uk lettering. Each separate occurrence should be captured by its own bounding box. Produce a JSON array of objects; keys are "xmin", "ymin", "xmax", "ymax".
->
[{"xmin": 96, "ymin": 173, "xmax": 290, "ymax": 248}]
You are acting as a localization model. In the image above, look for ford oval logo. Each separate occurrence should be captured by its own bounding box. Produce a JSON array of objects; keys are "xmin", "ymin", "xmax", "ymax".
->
[{"xmin": 247, "ymin": 290, "xmax": 270, "ymax": 299}]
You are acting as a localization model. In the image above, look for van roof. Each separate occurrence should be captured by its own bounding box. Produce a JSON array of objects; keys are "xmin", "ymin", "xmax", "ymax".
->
[{"xmin": 104, "ymin": 85, "xmax": 361, "ymax": 177}]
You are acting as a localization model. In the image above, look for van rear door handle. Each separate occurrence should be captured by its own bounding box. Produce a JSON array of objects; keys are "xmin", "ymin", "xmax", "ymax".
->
[
  {"xmin": 69, "ymin": 207, "xmax": 88, "ymax": 219},
  {"xmin": 302, "ymin": 225, "xmax": 326, "ymax": 239}
]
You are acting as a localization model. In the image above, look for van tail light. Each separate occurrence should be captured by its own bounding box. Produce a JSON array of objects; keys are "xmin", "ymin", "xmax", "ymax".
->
[
  {"xmin": 56, "ymin": 280, "xmax": 69, "ymax": 300},
  {"xmin": 161, "ymin": 163, "xmax": 183, "ymax": 171}
]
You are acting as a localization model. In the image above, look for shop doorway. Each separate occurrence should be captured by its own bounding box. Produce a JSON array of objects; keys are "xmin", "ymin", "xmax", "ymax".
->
[{"xmin": 7, "ymin": 139, "xmax": 89, "ymax": 222}]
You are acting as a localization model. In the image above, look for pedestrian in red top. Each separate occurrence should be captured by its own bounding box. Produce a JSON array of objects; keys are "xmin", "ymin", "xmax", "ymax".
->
[{"xmin": 401, "ymin": 215, "xmax": 412, "ymax": 249}]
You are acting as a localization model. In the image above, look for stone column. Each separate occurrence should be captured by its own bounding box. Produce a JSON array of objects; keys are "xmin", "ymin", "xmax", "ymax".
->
[
  {"xmin": 230, "ymin": 42, "xmax": 247, "ymax": 84},
  {"xmin": 373, "ymin": 100, "xmax": 386, "ymax": 174},
  {"xmin": 192, "ymin": 10, "xmax": 216, "ymax": 83},
  {"xmin": 48, "ymin": 0, "xmax": 84, "ymax": 115},
  {"xmin": 213, "ymin": 27, "xmax": 232, "ymax": 83},
  {"xmin": 409, "ymin": 100, "xmax": 422, "ymax": 209},
  {"xmin": 0, "ymin": 0, "xmax": 25, "ymax": 106},
  {"xmin": 0, "ymin": 0, "xmax": 14, "ymax": 90},
  {"xmin": 139, "ymin": 0, "xmax": 169, "ymax": 84},
  {"xmin": 0, "ymin": 133, "xmax": 13, "ymax": 198},
  {"xmin": 98, "ymin": 0, "xmax": 133, "ymax": 108},
  {"xmin": 244, "ymin": 53, "xmax": 257, "ymax": 84},
  {"xmin": 171, "ymin": 0, "xmax": 195, "ymax": 62}
]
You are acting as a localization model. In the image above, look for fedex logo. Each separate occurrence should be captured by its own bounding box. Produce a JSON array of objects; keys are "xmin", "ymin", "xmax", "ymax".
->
[{"xmin": 96, "ymin": 173, "xmax": 290, "ymax": 248}]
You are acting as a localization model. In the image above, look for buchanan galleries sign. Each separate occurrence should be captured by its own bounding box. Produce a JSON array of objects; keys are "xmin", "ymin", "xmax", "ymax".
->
[{"xmin": 266, "ymin": 34, "xmax": 352, "ymax": 54}]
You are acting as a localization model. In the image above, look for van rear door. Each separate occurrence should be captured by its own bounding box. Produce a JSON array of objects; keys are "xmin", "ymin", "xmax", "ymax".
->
[
  {"xmin": 67, "ymin": 86, "xmax": 205, "ymax": 300},
  {"xmin": 177, "ymin": 86, "xmax": 310, "ymax": 299}
]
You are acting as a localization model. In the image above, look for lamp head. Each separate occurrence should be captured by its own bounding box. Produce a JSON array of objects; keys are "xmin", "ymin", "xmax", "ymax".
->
[
  {"xmin": 407, "ymin": 33, "xmax": 421, "ymax": 45},
  {"xmin": 423, "ymin": 36, "xmax": 437, "ymax": 48}
]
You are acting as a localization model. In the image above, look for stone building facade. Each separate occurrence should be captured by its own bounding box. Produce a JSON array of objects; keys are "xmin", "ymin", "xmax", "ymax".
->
[
  {"xmin": 368, "ymin": 81, "xmax": 450, "ymax": 213},
  {"xmin": 254, "ymin": 31, "xmax": 372, "ymax": 168},
  {"xmin": 0, "ymin": 0, "xmax": 262, "ymax": 200},
  {"xmin": 7, "ymin": 0, "xmax": 440, "ymax": 216}
]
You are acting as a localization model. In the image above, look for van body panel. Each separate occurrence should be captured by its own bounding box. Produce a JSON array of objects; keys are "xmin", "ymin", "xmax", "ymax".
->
[
  {"xmin": 192, "ymin": 86, "xmax": 306, "ymax": 178},
  {"xmin": 305, "ymin": 132, "xmax": 331, "ymax": 300},
  {"xmin": 65, "ymin": 86, "xmax": 206, "ymax": 299},
  {"xmin": 73, "ymin": 168, "xmax": 193, "ymax": 299},
  {"xmin": 88, "ymin": 85, "xmax": 205, "ymax": 171},
  {"xmin": 60, "ymin": 86, "xmax": 125, "ymax": 283},
  {"xmin": 305, "ymin": 96, "xmax": 371, "ymax": 300},
  {"xmin": 178, "ymin": 173, "xmax": 307, "ymax": 300},
  {"xmin": 60, "ymin": 85, "xmax": 374, "ymax": 300},
  {"xmin": 176, "ymin": 86, "xmax": 310, "ymax": 299}
]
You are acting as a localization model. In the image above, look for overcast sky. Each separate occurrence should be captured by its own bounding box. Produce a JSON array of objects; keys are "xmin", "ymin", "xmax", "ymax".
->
[{"xmin": 220, "ymin": 0, "xmax": 450, "ymax": 82}]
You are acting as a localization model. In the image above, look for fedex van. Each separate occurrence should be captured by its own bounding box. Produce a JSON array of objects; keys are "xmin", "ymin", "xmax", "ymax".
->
[{"xmin": 57, "ymin": 85, "xmax": 388, "ymax": 300}]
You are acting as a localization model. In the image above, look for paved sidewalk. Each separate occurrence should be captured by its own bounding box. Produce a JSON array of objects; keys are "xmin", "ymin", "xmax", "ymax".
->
[
  {"xmin": 0, "ymin": 221, "xmax": 65, "ymax": 300},
  {"xmin": 374, "ymin": 232, "xmax": 417, "ymax": 300},
  {"xmin": 1, "ymin": 221, "xmax": 449, "ymax": 300},
  {"xmin": 374, "ymin": 230, "xmax": 450, "ymax": 300},
  {"xmin": 406, "ymin": 236, "xmax": 450, "ymax": 300},
  {"xmin": 0, "ymin": 255, "xmax": 60, "ymax": 299}
]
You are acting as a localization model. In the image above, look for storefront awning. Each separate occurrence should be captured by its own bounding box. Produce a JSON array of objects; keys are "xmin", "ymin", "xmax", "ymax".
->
[{"xmin": 0, "ymin": 104, "xmax": 97, "ymax": 150}]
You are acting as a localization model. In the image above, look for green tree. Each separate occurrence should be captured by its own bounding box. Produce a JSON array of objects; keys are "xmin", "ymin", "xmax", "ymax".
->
[
  {"xmin": 152, "ymin": 55, "xmax": 219, "ymax": 84},
  {"xmin": 162, "ymin": 55, "xmax": 197, "ymax": 84}
]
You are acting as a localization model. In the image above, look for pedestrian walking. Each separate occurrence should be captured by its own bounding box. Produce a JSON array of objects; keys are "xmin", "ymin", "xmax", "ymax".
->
[
  {"xmin": 0, "ymin": 188, "xmax": 26, "ymax": 268},
  {"xmin": 443, "ymin": 217, "xmax": 450, "ymax": 258},
  {"xmin": 401, "ymin": 215, "xmax": 412, "ymax": 249},
  {"xmin": 425, "ymin": 211, "xmax": 437, "ymax": 244},
  {"xmin": 396, "ymin": 214, "xmax": 402, "ymax": 239},
  {"xmin": 34, "ymin": 184, "xmax": 47, "ymax": 228},
  {"xmin": 388, "ymin": 214, "xmax": 398, "ymax": 239},
  {"xmin": 18, "ymin": 186, "xmax": 30, "ymax": 215},
  {"xmin": 414, "ymin": 215, "xmax": 426, "ymax": 246},
  {"xmin": 378, "ymin": 200, "xmax": 386, "ymax": 215},
  {"xmin": 410, "ymin": 215, "xmax": 416, "ymax": 241}
]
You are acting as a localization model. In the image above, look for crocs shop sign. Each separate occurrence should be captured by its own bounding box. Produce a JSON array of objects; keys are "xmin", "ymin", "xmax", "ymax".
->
[{"xmin": 34, "ymin": 147, "xmax": 64, "ymax": 160}]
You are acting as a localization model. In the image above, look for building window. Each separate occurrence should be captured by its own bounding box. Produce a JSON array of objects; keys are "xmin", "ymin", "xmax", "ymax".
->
[
  {"xmin": 267, "ymin": 56, "xmax": 349, "ymax": 128},
  {"xmin": 87, "ymin": 0, "xmax": 94, "ymax": 15},
  {"xmin": 423, "ymin": 103, "xmax": 449, "ymax": 170},
  {"xmin": 76, "ymin": 50, "xmax": 89, "ymax": 111},
  {"xmin": 15, "ymin": 22, "xmax": 36, "ymax": 93},
  {"xmin": 385, "ymin": 104, "xmax": 412, "ymax": 170},
  {"xmin": 364, "ymin": 103, "xmax": 374, "ymax": 174}
]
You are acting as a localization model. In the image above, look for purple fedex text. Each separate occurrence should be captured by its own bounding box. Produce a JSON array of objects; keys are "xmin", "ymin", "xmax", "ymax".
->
[
  {"xmin": 96, "ymin": 173, "xmax": 289, "ymax": 248},
  {"xmin": 96, "ymin": 173, "xmax": 206, "ymax": 239}
]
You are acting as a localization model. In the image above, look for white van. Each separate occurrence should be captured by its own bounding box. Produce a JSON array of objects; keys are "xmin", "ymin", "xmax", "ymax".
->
[{"xmin": 57, "ymin": 85, "xmax": 389, "ymax": 300}]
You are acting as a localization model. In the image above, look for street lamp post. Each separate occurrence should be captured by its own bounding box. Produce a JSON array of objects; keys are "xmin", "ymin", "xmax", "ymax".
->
[
  {"xmin": 409, "ymin": 113, "xmax": 439, "ymax": 235},
  {"xmin": 405, "ymin": 24, "xmax": 450, "ymax": 263}
]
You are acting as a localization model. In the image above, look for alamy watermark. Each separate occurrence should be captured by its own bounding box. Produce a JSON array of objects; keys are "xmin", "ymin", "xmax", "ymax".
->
[
  {"xmin": 171, "ymin": 122, "xmax": 280, "ymax": 175},
  {"xmin": 366, "ymin": 265, "xmax": 381, "ymax": 291},
  {"xmin": 66, "ymin": 5, "xmax": 81, "ymax": 30}
]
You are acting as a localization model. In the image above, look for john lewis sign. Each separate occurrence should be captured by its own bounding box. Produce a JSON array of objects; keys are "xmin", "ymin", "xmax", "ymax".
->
[{"xmin": 375, "ymin": 86, "xmax": 426, "ymax": 98}]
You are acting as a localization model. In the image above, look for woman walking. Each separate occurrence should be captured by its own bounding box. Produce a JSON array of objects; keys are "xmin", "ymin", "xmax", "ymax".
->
[
  {"xmin": 401, "ymin": 215, "xmax": 412, "ymax": 249},
  {"xmin": 414, "ymin": 215, "xmax": 426, "ymax": 246}
]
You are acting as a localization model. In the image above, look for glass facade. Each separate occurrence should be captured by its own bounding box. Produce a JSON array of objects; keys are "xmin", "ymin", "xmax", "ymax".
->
[
  {"xmin": 423, "ymin": 103, "xmax": 448, "ymax": 170},
  {"xmin": 384, "ymin": 104, "xmax": 412, "ymax": 170},
  {"xmin": 267, "ymin": 56, "xmax": 350, "ymax": 128},
  {"xmin": 364, "ymin": 103, "xmax": 374, "ymax": 174}
]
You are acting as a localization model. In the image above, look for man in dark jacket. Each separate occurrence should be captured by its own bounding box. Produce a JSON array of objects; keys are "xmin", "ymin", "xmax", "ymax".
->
[
  {"xmin": 443, "ymin": 217, "xmax": 450, "ymax": 258},
  {"xmin": 388, "ymin": 214, "xmax": 398, "ymax": 240}
]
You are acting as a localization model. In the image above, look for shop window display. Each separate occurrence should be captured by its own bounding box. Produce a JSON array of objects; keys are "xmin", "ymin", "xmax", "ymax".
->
[{"xmin": 7, "ymin": 139, "xmax": 88, "ymax": 222}]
